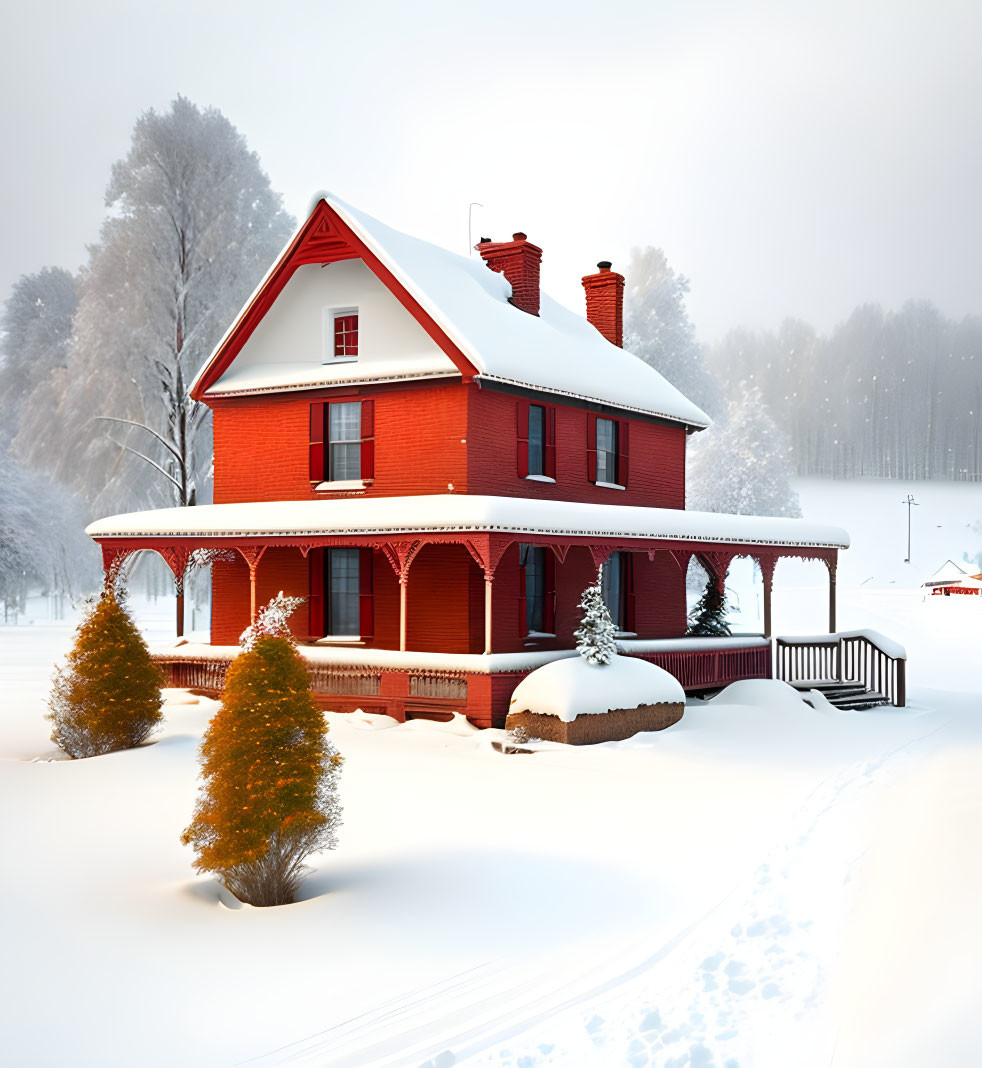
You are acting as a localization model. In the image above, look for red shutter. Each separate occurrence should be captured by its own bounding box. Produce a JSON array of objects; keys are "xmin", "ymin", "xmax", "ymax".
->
[
  {"xmin": 359, "ymin": 548, "xmax": 374, "ymax": 638},
  {"xmin": 518, "ymin": 551, "xmax": 527, "ymax": 636},
  {"xmin": 624, "ymin": 553, "xmax": 636, "ymax": 633},
  {"xmin": 618, "ymin": 419, "xmax": 630, "ymax": 487},
  {"xmin": 544, "ymin": 550, "xmax": 556, "ymax": 633},
  {"xmin": 544, "ymin": 405, "xmax": 557, "ymax": 480},
  {"xmin": 516, "ymin": 399, "xmax": 530, "ymax": 478},
  {"xmin": 309, "ymin": 402, "xmax": 326, "ymax": 484},
  {"xmin": 587, "ymin": 412, "xmax": 598, "ymax": 483},
  {"xmin": 309, "ymin": 548, "xmax": 325, "ymax": 637},
  {"xmin": 360, "ymin": 398, "xmax": 375, "ymax": 481}
]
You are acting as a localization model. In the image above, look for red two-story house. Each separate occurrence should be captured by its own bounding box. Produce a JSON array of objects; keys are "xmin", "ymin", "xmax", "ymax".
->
[{"xmin": 87, "ymin": 193, "xmax": 849, "ymax": 726}]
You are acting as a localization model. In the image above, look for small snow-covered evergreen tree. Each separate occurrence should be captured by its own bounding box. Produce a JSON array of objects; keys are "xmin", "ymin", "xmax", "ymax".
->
[
  {"xmin": 181, "ymin": 593, "xmax": 342, "ymax": 907},
  {"xmin": 574, "ymin": 577, "xmax": 618, "ymax": 666},
  {"xmin": 687, "ymin": 576, "xmax": 731, "ymax": 637},
  {"xmin": 687, "ymin": 381, "xmax": 801, "ymax": 518},
  {"xmin": 47, "ymin": 578, "xmax": 164, "ymax": 757}
]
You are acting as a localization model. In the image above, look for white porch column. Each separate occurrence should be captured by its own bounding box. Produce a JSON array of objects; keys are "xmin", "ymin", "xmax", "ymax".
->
[
  {"xmin": 399, "ymin": 575, "xmax": 408, "ymax": 652},
  {"xmin": 484, "ymin": 571, "xmax": 494, "ymax": 655}
]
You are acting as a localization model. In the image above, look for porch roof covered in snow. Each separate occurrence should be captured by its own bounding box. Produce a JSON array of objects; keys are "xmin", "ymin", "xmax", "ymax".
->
[{"xmin": 87, "ymin": 494, "xmax": 848, "ymax": 553}]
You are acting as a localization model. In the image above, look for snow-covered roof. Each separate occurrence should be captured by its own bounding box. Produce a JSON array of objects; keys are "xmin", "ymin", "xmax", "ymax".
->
[
  {"xmin": 924, "ymin": 559, "xmax": 969, "ymax": 584},
  {"xmin": 87, "ymin": 494, "xmax": 848, "ymax": 550},
  {"xmin": 195, "ymin": 193, "xmax": 711, "ymax": 428}
]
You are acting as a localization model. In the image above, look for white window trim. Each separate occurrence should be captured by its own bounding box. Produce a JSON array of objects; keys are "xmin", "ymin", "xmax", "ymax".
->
[
  {"xmin": 525, "ymin": 474, "xmax": 556, "ymax": 484},
  {"xmin": 314, "ymin": 636, "xmax": 365, "ymax": 645},
  {"xmin": 595, "ymin": 480, "xmax": 626, "ymax": 491},
  {"xmin": 322, "ymin": 306, "xmax": 359, "ymax": 364}
]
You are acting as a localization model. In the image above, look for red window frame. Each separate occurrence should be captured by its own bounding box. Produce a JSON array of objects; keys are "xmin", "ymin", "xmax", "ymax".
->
[
  {"xmin": 308, "ymin": 398, "xmax": 375, "ymax": 485},
  {"xmin": 333, "ymin": 313, "xmax": 359, "ymax": 359},
  {"xmin": 516, "ymin": 399, "xmax": 557, "ymax": 480},
  {"xmin": 587, "ymin": 413, "xmax": 630, "ymax": 487},
  {"xmin": 518, "ymin": 543, "xmax": 556, "ymax": 636}
]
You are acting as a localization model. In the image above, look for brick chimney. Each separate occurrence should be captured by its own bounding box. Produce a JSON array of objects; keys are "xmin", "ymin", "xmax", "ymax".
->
[
  {"xmin": 475, "ymin": 233, "xmax": 542, "ymax": 316},
  {"xmin": 582, "ymin": 261, "xmax": 625, "ymax": 347}
]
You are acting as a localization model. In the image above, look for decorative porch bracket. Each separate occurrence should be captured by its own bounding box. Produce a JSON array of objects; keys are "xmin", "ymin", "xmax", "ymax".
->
[
  {"xmin": 156, "ymin": 546, "xmax": 194, "ymax": 638},
  {"xmin": 379, "ymin": 539, "xmax": 425, "ymax": 652},
  {"xmin": 548, "ymin": 543, "xmax": 570, "ymax": 566},
  {"xmin": 694, "ymin": 551, "xmax": 735, "ymax": 594},
  {"xmin": 754, "ymin": 553, "xmax": 778, "ymax": 638},
  {"xmin": 236, "ymin": 546, "xmax": 268, "ymax": 624},
  {"xmin": 589, "ymin": 544, "xmax": 614, "ymax": 572},
  {"xmin": 462, "ymin": 535, "xmax": 513, "ymax": 655},
  {"xmin": 100, "ymin": 544, "xmax": 136, "ymax": 589},
  {"xmin": 662, "ymin": 548, "xmax": 693, "ymax": 573}
]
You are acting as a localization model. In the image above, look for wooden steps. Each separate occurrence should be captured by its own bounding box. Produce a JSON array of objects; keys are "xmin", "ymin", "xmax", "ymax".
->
[{"xmin": 796, "ymin": 680, "xmax": 890, "ymax": 710}]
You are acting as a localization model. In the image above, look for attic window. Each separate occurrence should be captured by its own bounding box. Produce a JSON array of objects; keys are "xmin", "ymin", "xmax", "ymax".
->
[{"xmin": 323, "ymin": 308, "xmax": 358, "ymax": 363}]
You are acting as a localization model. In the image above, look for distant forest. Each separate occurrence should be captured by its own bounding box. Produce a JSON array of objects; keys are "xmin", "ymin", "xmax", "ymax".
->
[{"xmin": 705, "ymin": 302, "xmax": 982, "ymax": 482}]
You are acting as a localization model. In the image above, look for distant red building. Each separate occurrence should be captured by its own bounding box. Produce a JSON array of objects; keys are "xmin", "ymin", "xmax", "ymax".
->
[
  {"xmin": 923, "ymin": 560, "xmax": 982, "ymax": 596},
  {"xmin": 88, "ymin": 194, "xmax": 848, "ymax": 726}
]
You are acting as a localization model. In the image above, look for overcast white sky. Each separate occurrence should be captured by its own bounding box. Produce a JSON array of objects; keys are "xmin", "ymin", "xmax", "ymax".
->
[{"xmin": 2, "ymin": 0, "xmax": 980, "ymax": 341}]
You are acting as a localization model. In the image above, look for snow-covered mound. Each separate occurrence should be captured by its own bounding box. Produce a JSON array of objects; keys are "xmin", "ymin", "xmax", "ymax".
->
[
  {"xmin": 710, "ymin": 678, "xmax": 808, "ymax": 709},
  {"xmin": 509, "ymin": 654, "xmax": 685, "ymax": 723}
]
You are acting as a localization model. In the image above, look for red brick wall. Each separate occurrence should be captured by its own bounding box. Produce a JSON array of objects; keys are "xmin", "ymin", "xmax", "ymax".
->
[
  {"xmin": 210, "ymin": 548, "xmax": 310, "ymax": 645},
  {"xmin": 466, "ymin": 386, "xmax": 686, "ymax": 508},
  {"xmin": 405, "ymin": 544, "xmax": 479, "ymax": 654},
  {"xmin": 211, "ymin": 381, "xmax": 469, "ymax": 503}
]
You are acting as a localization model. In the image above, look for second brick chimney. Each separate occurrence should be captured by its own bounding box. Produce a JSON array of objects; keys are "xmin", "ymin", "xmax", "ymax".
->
[
  {"xmin": 475, "ymin": 233, "xmax": 542, "ymax": 316},
  {"xmin": 581, "ymin": 261, "xmax": 625, "ymax": 347}
]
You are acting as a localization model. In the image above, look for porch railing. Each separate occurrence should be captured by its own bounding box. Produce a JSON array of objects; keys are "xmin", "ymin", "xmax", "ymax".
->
[
  {"xmin": 636, "ymin": 643, "xmax": 771, "ymax": 691},
  {"xmin": 774, "ymin": 630, "xmax": 906, "ymax": 707}
]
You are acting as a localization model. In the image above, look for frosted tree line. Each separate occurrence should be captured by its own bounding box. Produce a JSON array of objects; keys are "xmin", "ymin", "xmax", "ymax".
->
[
  {"xmin": 706, "ymin": 303, "xmax": 982, "ymax": 482},
  {"xmin": 624, "ymin": 246, "xmax": 800, "ymax": 518},
  {"xmin": 0, "ymin": 96, "xmax": 294, "ymax": 609}
]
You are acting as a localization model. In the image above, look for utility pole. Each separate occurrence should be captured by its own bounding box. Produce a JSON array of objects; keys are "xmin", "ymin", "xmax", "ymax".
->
[
  {"xmin": 902, "ymin": 494, "xmax": 919, "ymax": 562},
  {"xmin": 468, "ymin": 202, "xmax": 483, "ymax": 254}
]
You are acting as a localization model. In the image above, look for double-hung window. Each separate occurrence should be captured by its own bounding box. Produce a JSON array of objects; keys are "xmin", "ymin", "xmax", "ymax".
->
[
  {"xmin": 601, "ymin": 551, "xmax": 634, "ymax": 633},
  {"xmin": 522, "ymin": 545, "xmax": 546, "ymax": 633},
  {"xmin": 588, "ymin": 413, "xmax": 629, "ymax": 488},
  {"xmin": 528, "ymin": 405, "xmax": 545, "ymax": 476},
  {"xmin": 308, "ymin": 546, "xmax": 374, "ymax": 639},
  {"xmin": 519, "ymin": 543, "xmax": 554, "ymax": 636},
  {"xmin": 601, "ymin": 551, "xmax": 623, "ymax": 628},
  {"xmin": 328, "ymin": 402, "xmax": 361, "ymax": 481},
  {"xmin": 309, "ymin": 399, "xmax": 375, "ymax": 488},
  {"xmin": 596, "ymin": 417, "xmax": 618, "ymax": 484},
  {"xmin": 327, "ymin": 548, "xmax": 360, "ymax": 636},
  {"xmin": 517, "ymin": 400, "xmax": 556, "ymax": 480}
]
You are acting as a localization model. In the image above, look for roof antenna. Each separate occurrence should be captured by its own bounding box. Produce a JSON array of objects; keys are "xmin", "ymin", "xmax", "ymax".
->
[{"xmin": 468, "ymin": 202, "xmax": 483, "ymax": 254}]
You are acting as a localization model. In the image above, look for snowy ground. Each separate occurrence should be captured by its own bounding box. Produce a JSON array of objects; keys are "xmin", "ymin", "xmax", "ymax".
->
[{"xmin": 2, "ymin": 478, "xmax": 981, "ymax": 1066}]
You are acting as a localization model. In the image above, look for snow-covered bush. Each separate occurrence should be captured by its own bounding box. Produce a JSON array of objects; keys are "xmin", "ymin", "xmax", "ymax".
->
[
  {"xmin": 182, "ymin": 595, "xmax": 342, "ymax": 907},
  {"xmin": 47, "ymin": 584, "xmax": 164, "ymax": 758},
  {"xmin": 574, "ymin": 578, "xmax": 617, "ymax": 665}
]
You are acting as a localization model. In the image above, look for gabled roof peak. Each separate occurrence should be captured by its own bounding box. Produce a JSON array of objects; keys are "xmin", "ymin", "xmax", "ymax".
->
[{"xmin": 192, "ymin": 193, "xmax": 712, "ymax": 429}]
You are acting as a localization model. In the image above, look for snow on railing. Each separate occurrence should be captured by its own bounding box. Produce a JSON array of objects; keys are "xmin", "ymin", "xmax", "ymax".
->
[{"xmin": 774, "ymin": 631, "xmax": 906, "ymax": 707}]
